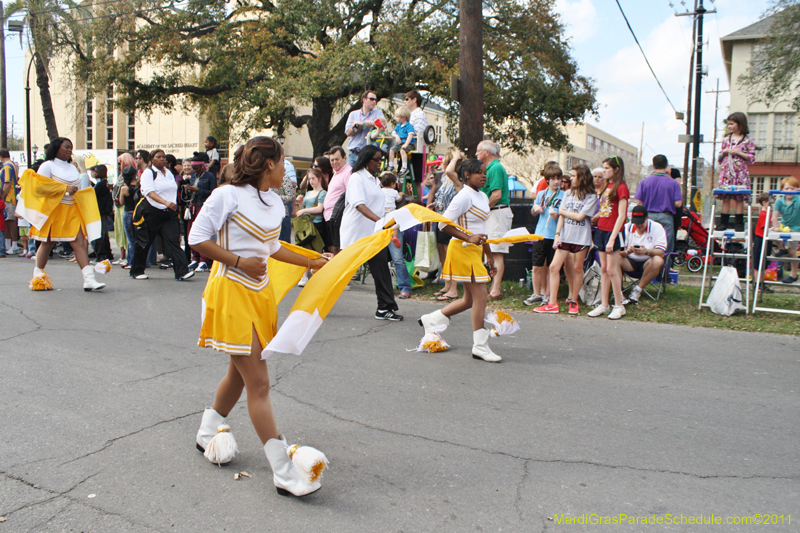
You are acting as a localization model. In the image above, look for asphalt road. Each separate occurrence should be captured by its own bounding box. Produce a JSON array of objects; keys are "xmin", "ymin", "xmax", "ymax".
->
[{"xmin": 1, "ymin": 256, "xmax": 798, "ymax": 532}]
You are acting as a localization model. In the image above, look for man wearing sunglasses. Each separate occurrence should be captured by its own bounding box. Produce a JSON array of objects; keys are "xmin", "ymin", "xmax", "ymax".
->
[{"xmin": 345, "ymin": 91, "xmax": 386, "ymax": 168}]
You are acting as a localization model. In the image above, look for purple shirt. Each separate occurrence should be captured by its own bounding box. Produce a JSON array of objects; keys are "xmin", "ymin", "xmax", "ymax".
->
[{"xmin": 635, "ymin": 172, "xmax": 682, "ymax": 215}]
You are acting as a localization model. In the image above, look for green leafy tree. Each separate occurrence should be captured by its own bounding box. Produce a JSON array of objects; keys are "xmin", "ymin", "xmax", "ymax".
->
[
  {"xmin": 74, "ymin": 0, "xmax": 596, "ymax": 156},
  {"xmin": 739, "ymin": 1, "xmax": 800, "ymax": 111}
]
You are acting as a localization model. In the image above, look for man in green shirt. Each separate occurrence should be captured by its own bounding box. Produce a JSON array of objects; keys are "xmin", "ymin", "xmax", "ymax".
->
[{"xmin": 477, "ymin": 140, "xmax": 511, "ymax": 300}]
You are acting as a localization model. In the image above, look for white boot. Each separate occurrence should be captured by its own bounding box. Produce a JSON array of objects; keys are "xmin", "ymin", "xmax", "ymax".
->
[
  {"xmin": 418, "ymin": 310, "xmax": 450, "ymax": 333},
  {"xmin": 81, "ymin": 265, "xmax": 106, "ymax": 291},
  {"xmin": 196, "ymin": 408, "xmax": 237, "ymax": 465},
  {"xmin": 472, "ymin": 329, "xmax": 502, "ymax": 363},
  {"xmin": 264, "ymin": 435, "xmax": 323, "ymax": 497}
]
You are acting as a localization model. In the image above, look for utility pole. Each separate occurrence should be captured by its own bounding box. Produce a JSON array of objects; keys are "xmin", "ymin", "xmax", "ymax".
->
[
  {"xmin": 0, "ymin": 3, "xmax": 7, "ymax": 148},
  {"xmin": 707, "ymin": 79, "xmax": 729, "ymax": 194},
  {"xmin": 677, "ymin": 0, "xmax": 715, "ymax": 211},
  {"xmin": 680, "ymin": 0, "xmax": 697, "ymax": 206},
  {"xmin": 458, "ymin": 0, "xmax": 483, "ymax": 157}
]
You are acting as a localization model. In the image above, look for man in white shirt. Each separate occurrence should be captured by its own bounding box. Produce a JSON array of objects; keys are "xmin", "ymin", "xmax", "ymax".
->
[
  {"xmin": 345, "ymin": 91, "xmax": 386, "ymax": 168},
  {"xmin": 620, "ymin": 205, "xmax": 667, "ymax": 303}
]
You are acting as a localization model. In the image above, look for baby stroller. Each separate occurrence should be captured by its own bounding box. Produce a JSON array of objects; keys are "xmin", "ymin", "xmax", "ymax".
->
[{"xmin": 674, "ymin": 207, "xmax": 715, "ymax": 272}]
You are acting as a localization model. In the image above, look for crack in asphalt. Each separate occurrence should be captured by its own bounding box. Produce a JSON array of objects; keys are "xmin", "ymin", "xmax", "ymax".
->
[
  {"xmin": 0, "ymin": 471, "xmax": 99, "ymax": 518},
  {"xmin": 59, "ymin": 411, "xmax": 201, "ymax": 467},
  {"xmin": 0, "ymin": 301, "xmax": 43, "ymax": 341},
  {"xmin": 273, "ymin": 389, "xmax": 799, "ymax": 482},
  {"xmin": 514, "ymin": 459, "xmax": 530, "ymax": 522},
  {"xmin": 119, "ymin": 362, "xmax": 222, "ymax": 385}
]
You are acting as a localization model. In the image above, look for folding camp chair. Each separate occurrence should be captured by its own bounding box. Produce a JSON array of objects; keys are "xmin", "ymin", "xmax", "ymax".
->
[{"xmin": 622, "ymin": 252, "xmax": 678, "ymax": 303}]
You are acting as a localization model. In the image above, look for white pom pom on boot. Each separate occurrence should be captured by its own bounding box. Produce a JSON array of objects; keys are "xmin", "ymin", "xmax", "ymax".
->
[
  {"xmin": 418, "ymin": 310, "xmax": 450, "ymax": 333},
  {"xmin": 472, "ymin": 328, "xmax": 502, "ymax": 363},
  {"xmin": 196, "ymin": 408, "xmax": 238, "ymax": 466},
  {"xmin": 264, "ymin": 435, "xmax": 328, "ymax": 497},
  {"xmin": 81, "ymin": 265, "xmax": 106, "ymax": 291}
]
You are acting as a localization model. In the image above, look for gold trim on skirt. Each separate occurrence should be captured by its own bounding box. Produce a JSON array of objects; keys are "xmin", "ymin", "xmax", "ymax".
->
[
  {"xmin": 440, "ymin": 239, "xmax": 490, "ymax": 283},
  {"xmin": 30, "ymin": 203, "xmax": 85, "ymax": 242},
  {"xmin": 199, "ymin": 275, "xmax": 277, "ymax": 356}
]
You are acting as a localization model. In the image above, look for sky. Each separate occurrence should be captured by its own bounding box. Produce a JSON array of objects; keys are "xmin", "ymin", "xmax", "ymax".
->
[
  {"xmin": 553, "ymin": 0, "xmax": 772, "ymax": 167},
  {"xmin": 2, "ymin": 0, "xmax": 772, "ymax": 162}
]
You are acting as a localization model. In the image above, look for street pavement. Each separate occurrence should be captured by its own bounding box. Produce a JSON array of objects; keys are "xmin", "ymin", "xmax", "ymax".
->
[{"xmin": 0, "ymin": 256, "xmax": 798, "ymax": 532}]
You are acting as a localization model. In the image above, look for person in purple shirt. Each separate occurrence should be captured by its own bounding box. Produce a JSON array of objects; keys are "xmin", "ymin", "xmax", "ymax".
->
[{"xmin": 634, "ymin": 155, "xmax": 683, "ymax": 264}]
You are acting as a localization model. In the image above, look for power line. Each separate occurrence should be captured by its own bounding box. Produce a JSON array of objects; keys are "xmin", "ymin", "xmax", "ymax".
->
[{"xmin": 614, "ymin": 0, "xmax": 683, "ymax": 119}]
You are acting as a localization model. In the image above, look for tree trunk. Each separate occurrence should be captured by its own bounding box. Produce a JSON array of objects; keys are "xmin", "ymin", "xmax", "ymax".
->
[
  {"xmin": 34, "ymin": 53, "xmax": 59, "ymax": 141},
  {"xmin": 458, "ymin": 0, "xmax": 484, "ymax": 157},
  {"xmin": 306, "ymin": 97, "xmax": 348, "ymax": 158}
]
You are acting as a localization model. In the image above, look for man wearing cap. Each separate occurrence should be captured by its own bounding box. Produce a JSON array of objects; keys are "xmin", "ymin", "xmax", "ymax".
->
[
  {"xmin": 620, "ymin": 205, "xmax": 667, "ymax": 304},
  {"xmin": 634, "ymin": 155, "xmax": 682, "ymax": 266},
  {"xmin": 344, "ymin": 91, "xmax": 386, "ymax": 168}
]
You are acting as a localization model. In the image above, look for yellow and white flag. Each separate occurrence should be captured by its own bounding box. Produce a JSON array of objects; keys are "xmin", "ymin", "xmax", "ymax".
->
[
  {"xmin": 16, "ymin": 169, "xmax": 102, "ymax": 242},
  {"xmin": 263, "ymin": 228, "xmax": 394, "ymax": 357}
]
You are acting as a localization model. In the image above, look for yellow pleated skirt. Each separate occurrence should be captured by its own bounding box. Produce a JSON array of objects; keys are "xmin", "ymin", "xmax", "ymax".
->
[
  {"xmin": 30, "ymin": 203, "xmax": 85, "ymax": 242},
  {"xmin": 199, "ymin": 270, "xmax": 278, "ymax": 356},
  {"xmin": 440, "ymin": 239, "xmax": 490, "ymax": 283}
]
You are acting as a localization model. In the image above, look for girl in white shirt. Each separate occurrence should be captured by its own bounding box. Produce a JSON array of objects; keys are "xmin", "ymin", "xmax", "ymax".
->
[
  {"xmin": 188, "ymin": 136, "xmax": 330, "ymax": 498},
  {"xmin": 418, "ymin": 159, "xmax": 501, "ymax": 363}
]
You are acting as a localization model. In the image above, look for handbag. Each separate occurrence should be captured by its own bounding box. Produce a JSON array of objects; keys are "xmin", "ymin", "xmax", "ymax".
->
[{"xmin": 414, "ymin": 225, "xmax": 440, "ymax": 273}]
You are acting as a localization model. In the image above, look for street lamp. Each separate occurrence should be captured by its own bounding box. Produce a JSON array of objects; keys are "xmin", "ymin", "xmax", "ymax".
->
[
  {"xmin": 32, "ymin": 144, "xmax": 38, "ymax": 160},
  {"xmin": 276, "ymin": 132, "xmax": 285, "ymax": 145}
]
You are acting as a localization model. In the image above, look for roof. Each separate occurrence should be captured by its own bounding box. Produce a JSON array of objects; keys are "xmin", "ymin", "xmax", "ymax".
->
[
  {"xmin": 721, "ymin": 12, "xmax": 780, "ymax": 42},
  {"xmin": 720, "ymin": 11, "xmax": 783, "ymax": 81}
]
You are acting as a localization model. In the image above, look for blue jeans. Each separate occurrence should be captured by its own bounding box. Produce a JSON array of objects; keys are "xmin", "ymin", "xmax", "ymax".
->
[
  {"xmin": 389, "ymin": 232, "xmax": 412, "ymax": 292},
  {"xmin": 648, "ymin": 211, "xmax": 675, "ymax": 270},
  {"xmin": 123, "ymin": 211, "xmax": 135, "ymax": 266},
  {"xmin": 280, "ymin": 202, "xmax": 293, "ymax": 242},
  {"xmin": 0, "ymin": 230, "xmax": 5, "ymax": 255},
  {"xmin": 347, "ymin": 150, "xmax": 359, "ymax": 168},
  {"xmin": 146, "ymin": 241, "xmax": 157, "ymax": 267}
]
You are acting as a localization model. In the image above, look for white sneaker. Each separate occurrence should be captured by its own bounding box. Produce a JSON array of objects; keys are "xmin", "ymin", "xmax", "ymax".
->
[
  {"xmin": 629, "ymin": 286, "xmax": 642, "ymax": 304},
  {"xmin": 195, "ymin": 262, "xmax": 209, "ymax": 272},
  {"xmin": 298, "ymin": 276, "xmax": 308, "ymax": 287},
  {"xmin": 587, "ymin": 305, "xmax": 611, "ymax": 317},
  {"xmin": 608, "ymin": 305, "xmax": 626, "ymax": 320},
  {"xmin": 542, "ymin": 295, "xmax": 549, "ymax": 305},
  {"xmin": 343, "ymin": 283, "xmax": 350, "ymax": 291},
  {"xmin": 523, "ymin": 294, "xmax": 543, "ymax": 306},
  {"xmin": 134, "ymin": 274, "xmax": 149, "ymax": 280}
]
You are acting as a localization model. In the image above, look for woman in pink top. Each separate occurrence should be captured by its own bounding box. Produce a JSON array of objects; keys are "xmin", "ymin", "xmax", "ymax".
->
[{"xmin": 322, "ymin": 146, "xmax": 352, "ymax": 254}]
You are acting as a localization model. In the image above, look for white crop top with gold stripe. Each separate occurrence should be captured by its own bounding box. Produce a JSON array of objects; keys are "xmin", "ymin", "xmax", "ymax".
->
[
  {"xmin": 37, "ymin": 159, "xmax": 81, "ymax": 205},
  {"xmin": 439, "ymin": 185, "xmax": 490, "ymax": 235},
  {"xmin": 188, "ymin": 184, "xmax": 285, "ymax": 291}
]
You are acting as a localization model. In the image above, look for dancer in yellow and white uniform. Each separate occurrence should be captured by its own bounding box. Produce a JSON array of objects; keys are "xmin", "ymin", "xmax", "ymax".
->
[
  {"xmin": 16, "ymin": 137, "xmax": 106, "ymax": 291},
  {"xmin": 418, "ymin": 159, "xmax": 502, "ymax": 362},
  {"xmin": 188, "ymin": 137, "xmax": 330, "ymax": 497}
]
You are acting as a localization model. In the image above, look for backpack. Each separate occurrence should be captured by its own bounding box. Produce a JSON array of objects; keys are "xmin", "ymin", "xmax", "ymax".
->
[{"xmin": 329, "ymin": 193, "xmax": 347, "ymax": 229}]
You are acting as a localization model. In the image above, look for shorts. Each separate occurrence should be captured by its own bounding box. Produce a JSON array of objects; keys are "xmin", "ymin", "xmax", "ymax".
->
[
  {"xmin": 391, "ymin": 141, "xmax": 416, "ymax": 154},
  {"xmin": 436, "ymin": 225, "xmax": 452, "ymax": 245},
  {"xmin": 486, "ymin": 207, "xmax": 513, "ymax": 253},
  {"xmin": 19, "ymin": 227, "xmax": 29, "ymax": 236},
  {"xmin": 5, "ymin": 202, "xmax": 15, "ymax": 220},
  {"xmin": 559, "ymin": 243, "xmax": 588, "ymax": 254},
  {"xmin": 625, "ymin": 258, "xmax": 648, "ymax": 275},
  {"xmin": 327, "ymin": 219, "xmax": 341, "ymax": 249},
  {"xmin": 593, "ymin": 229, "xmax": 623, "ymax": 252},
  {"xmin": 531, "ymin": 238, "xmax": 556, "ymax": 267},
  {"xmin": 752, "ymin": 236, "xmax": 772, "ymax": 269}
]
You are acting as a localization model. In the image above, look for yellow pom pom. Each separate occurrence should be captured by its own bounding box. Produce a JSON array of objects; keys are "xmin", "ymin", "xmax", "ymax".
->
[
  {"xmin": 422, "ymin": 337, "xmax": 449, "ymax": 353},
  {"xmin": 29, "ymin": 272, "xmax": 54, "ymax": 291}
]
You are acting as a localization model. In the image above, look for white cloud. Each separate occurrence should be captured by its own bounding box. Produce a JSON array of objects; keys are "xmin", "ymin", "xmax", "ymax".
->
[{"xmin": 555, "ymin": 0, "xmax": 598, "ymax": 44}]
